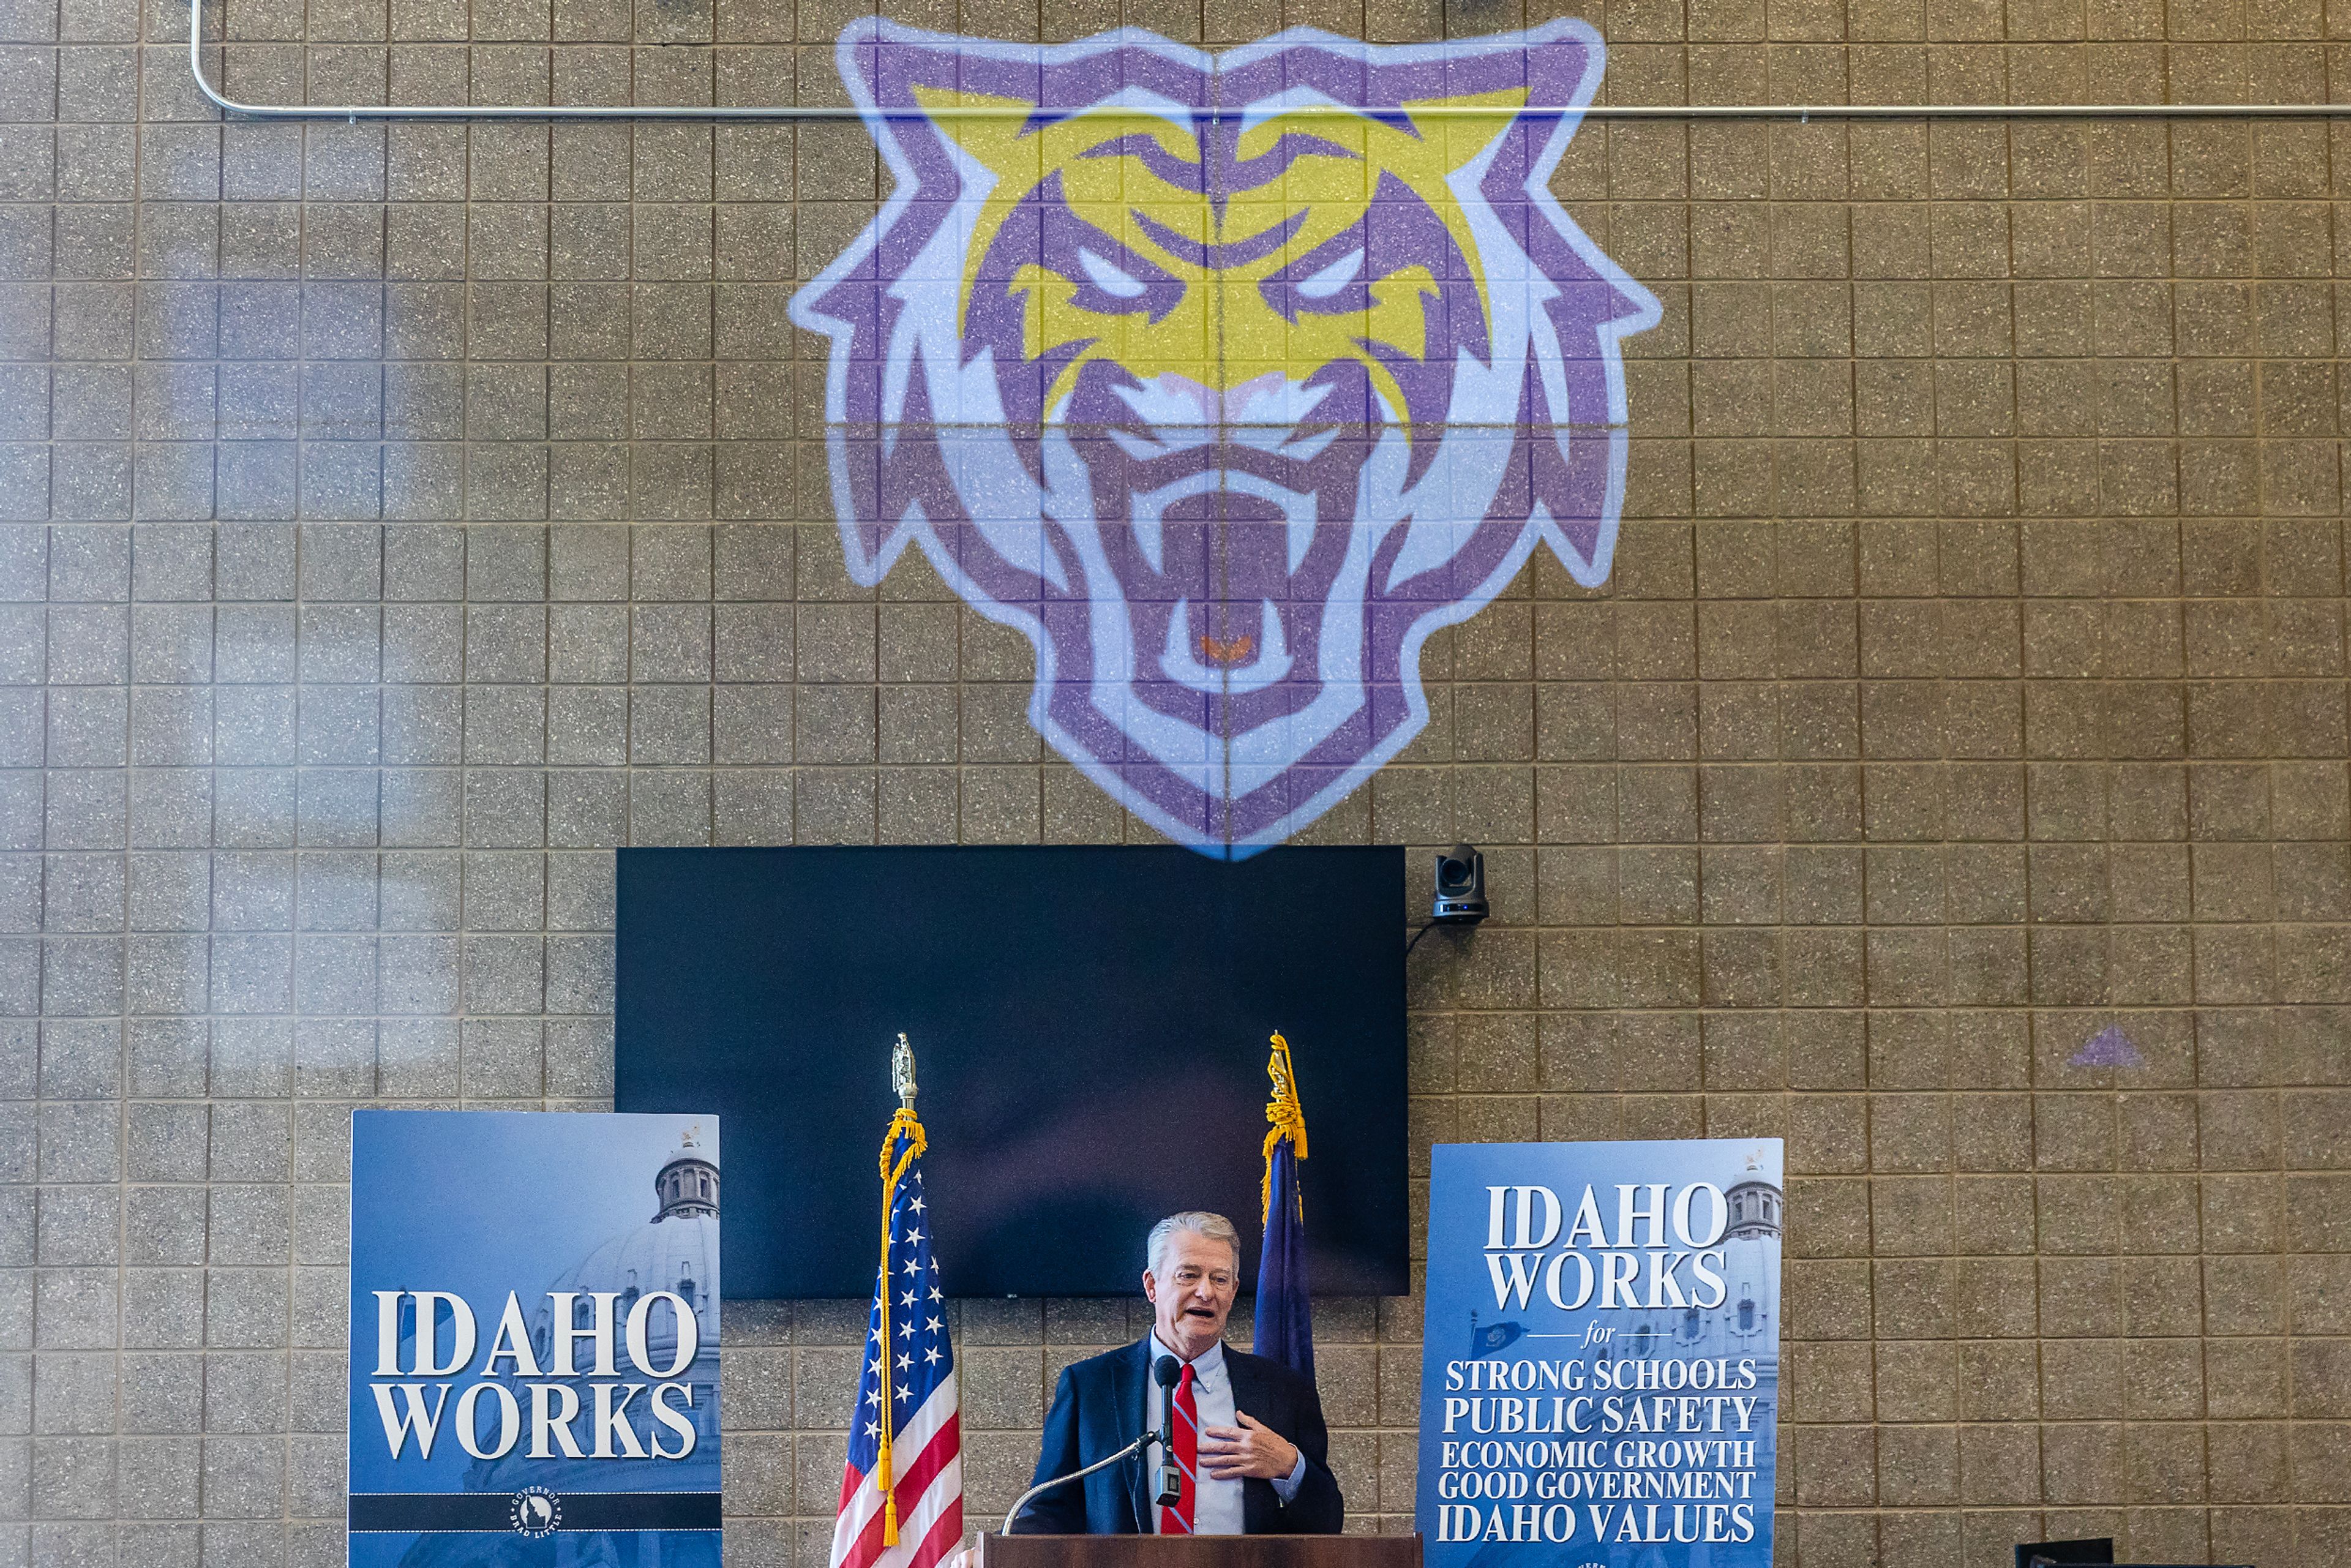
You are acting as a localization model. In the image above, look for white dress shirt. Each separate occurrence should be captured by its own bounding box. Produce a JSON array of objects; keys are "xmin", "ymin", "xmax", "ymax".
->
[{"xmin": 1142, "ymin": 1333, "xmax": 1308, "ymax": 1534}]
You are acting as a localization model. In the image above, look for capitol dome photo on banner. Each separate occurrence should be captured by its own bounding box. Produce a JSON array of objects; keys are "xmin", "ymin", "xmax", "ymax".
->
[
  {"xmin": 347, "ymin": 1112, "xmax": 722, "ymax": 1568},
  {"xmin": 1417, "ymin": 1139, "xmax": 1784, "ymax": 1568}
]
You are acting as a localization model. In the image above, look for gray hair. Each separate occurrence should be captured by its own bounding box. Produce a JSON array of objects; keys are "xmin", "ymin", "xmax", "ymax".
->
[{"xmin": 1147, "ymin": 1212, "xmax": 1241, "ymax": 1278}]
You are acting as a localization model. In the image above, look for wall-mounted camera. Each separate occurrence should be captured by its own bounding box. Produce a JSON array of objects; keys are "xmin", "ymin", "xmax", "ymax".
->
[{"xmin": 1431, "ymin": 844, "xmax": 1488, "ymax": 925}]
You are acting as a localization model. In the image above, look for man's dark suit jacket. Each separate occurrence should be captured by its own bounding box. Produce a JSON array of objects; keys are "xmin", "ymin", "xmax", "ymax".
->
[{"xmin": 1010, "ymin": 1340, "xmax": 1343, "ymax": 1535}]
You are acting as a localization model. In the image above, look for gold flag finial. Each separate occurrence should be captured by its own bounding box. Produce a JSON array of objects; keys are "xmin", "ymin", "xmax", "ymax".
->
[{"xmin": 891, "ymin": 1031, "xmax": 917, "ymax": 1112}]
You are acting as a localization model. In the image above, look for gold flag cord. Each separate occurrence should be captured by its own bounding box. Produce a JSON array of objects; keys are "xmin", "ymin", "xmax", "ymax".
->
[
  {"xmin": 1261, "ymin": 1030, "xmax": 1308, "ymax": 1226},
  {"xmin": 872, "ymin": 1104, "xmax": 927, "ymax": 1547}
]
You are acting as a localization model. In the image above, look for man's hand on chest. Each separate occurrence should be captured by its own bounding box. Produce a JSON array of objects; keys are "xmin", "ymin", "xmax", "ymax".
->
[{"xmin": 1197, "ymin": 1411, "xmax": 1299, "ymax": 1481}]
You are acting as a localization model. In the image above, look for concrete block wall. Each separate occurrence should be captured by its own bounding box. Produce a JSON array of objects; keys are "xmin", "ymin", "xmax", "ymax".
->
[{"xmin": 2, "ymin": 0, "xmax": 2349, "ymax": 1562}]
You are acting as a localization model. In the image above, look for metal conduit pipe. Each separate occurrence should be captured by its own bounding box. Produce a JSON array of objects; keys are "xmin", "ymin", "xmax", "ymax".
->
[{"xmin": 191, "ymin": 0, "xmax": 2351, "ymax": 120}]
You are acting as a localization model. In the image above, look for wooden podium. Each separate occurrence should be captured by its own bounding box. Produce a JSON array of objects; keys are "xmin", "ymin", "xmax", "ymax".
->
[{"xmin": 977, "ymin": 1537, "xmax": 1420, "ymax": 1568}]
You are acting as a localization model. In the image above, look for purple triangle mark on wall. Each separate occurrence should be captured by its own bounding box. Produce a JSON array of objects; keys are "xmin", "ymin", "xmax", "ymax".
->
[{"xmin": 2069, "ymin": 1024, "xmax": 2145, "ymax": 1069}]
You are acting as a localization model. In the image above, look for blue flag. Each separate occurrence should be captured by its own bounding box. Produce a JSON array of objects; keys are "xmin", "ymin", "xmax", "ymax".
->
[
  {"xmin": 1252, "ymin": 1032, "xmax": 1313, "ymax": 1379},
  {"xmin": 1469, "ymin": 1315, "xmax": 1523, "ymax": 1358}
]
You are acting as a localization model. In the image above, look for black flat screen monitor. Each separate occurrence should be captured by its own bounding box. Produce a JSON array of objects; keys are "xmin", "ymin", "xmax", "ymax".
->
[
  {"xmin": 2016, "ymin": 1543, "xmax": 2114, "ymax": 1567},
  {"xmin": 615, "ymin": 845, "xmax": 1409, "ymax": 1299}
]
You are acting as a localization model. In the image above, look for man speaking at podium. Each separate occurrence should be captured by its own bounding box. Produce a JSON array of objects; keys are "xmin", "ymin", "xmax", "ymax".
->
[{"xmin": 1013, "ymin": 1212, "xmax": 1343, "ymax": 1534}]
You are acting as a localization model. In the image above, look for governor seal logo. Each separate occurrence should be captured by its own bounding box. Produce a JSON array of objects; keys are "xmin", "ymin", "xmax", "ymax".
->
[
  {"xmin": 510, "ymin": 1486, "xmax": 561, "ymax": 1537},
  {"xmin": 789, "ymin": 20, "xmax": 1659, "ymax": 856}
]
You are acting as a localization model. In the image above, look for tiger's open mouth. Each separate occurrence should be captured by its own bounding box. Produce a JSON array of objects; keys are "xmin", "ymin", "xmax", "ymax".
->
[{"xmin": 1073, "ymin": 427, "xmax": 1365, "ymax": 703}]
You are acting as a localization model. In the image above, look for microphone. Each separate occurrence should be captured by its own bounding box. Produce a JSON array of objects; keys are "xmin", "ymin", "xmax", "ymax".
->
[{"xmin": 1152, "ymin": 1355, "xmax": 1183, "ymax": 1509}]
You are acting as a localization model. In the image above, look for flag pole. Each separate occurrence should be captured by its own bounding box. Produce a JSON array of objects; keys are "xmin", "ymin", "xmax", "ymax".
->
[{"xmin": 874, "ymin": 1033, "xmax": 926, "ymax": 1548}]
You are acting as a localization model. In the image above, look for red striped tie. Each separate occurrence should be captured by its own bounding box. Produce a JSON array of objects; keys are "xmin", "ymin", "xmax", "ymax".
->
[{"xmin": 1160, "ymin": 1363, "xmax": 1198, "ymax": 1535}]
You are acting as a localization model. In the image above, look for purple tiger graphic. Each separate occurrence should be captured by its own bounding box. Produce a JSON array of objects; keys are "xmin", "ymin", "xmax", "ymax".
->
[{"xmin": 790, "ymin": 20, "xmax": 1660, "ymax": 854}]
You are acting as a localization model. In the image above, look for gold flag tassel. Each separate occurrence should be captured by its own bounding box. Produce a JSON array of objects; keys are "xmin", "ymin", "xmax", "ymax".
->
[
  {"xmin": 873, "ymin": 1034, "xmax": 928, "ymax": 1548},
  {"xmin": 1261, "ymin": 1030, "xmax": 1308, "ymax": 1226}
]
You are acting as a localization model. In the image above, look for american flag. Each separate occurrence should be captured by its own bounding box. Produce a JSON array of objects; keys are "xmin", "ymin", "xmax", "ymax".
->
[{"xmin": 830, "ymin": 1131, "xmax": 964, "ymax": 1568}]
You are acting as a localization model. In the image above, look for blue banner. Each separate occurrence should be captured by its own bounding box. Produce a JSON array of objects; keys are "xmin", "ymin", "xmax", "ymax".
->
[
  {"xmin": 348, "ymin": 1111, "xmax": 721, "ymax": 1568},
  {"xmin": 1416, "ymin": 1139, "xmax": 1783, "ymax": 1568}
]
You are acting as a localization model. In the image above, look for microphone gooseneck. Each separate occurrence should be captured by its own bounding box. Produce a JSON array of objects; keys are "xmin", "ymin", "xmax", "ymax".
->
[
  {"xmin": 999, "ymin": 1352, "xmax": 1193, "ymax": 1534},
  {"xmin": 1000, "ymin": 1431, "xmax": 1150, "ymax": 1534}
]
